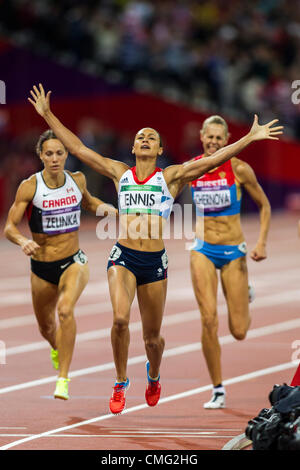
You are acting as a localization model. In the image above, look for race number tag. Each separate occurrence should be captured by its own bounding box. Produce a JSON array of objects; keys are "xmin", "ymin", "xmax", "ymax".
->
[{"xmin": 73, "ymin": 250, "xmax": 88, "ymax": 265}]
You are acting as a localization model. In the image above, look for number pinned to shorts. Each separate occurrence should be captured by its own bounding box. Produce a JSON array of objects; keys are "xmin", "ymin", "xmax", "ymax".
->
[{"xmin": 74, "ymin": 250, "xmax": 88, "ymax": 265}]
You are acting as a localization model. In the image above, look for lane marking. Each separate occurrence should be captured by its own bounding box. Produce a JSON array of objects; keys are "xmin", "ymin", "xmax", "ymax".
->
[
  {"xmin": 0, "ymin": 433, "xmax": 237, "ymax": 439},
  {"xmin": 4, "ymin": 287, "xmax": 300, "ymax": 357},
  {"xmin": 4, "ymin": 310, "xmax": 198, "ymax": 356},
  {"xmin": 1, "ymin": 264, "xmax": 300, "ymax": 328},
  {"xmin": 0, "ymin": 427, "xmax": 27, "ymax": 430},
  {"xmin": 0, "ymin": 360, "xmax": 296, "ymax": 450},
  {"xmin": 0, "ymin": 317, "xmax": 299, "ymax": 395}
]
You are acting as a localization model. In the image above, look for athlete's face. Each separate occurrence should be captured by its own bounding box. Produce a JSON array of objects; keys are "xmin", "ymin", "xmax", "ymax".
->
[
  {"xmin": 39, "ymin": 139, "xmax": 68, "ymax": 173},
  {"xmin": 200, "ymin": 124, "xmax": 229, "ymax": 157},
  {"xmin": 132, "ymin": 128, "xmax": 163, "ymax": 159}
]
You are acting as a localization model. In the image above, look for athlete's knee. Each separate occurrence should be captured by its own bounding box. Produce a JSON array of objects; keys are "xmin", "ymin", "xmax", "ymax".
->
[
  {"xmin": 143, "ymin": 332, "xmax": 164, "ymax": 351},
  {"xmin": 57, "ymin": 300, "xmax": 74, "ymax": 324},
  {"xmin": 112, "ymin": 314, "xmax": 129, "ymax": 333},
  {"xmin": 201, "ymin": 314, "xmax": 218, "ymax": 334},
  {"xmin": 39, "ymin": 322, "xmax": 56, "ymax": 338},
  {"xmin": 230, "ymin": 325, "xmax": 247, "ymax": 341}
]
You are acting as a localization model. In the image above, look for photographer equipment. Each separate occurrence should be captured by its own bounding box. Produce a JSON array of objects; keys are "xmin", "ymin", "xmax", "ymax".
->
[{"xmin": 245, "ymin": 384, "xmax": 300, "ymax": 450}]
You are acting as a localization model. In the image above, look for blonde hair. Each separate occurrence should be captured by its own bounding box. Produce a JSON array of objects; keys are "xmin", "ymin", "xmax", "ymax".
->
[{"xmin": 201, "ymin": 115, "xmax": 228, "ymax": 136}]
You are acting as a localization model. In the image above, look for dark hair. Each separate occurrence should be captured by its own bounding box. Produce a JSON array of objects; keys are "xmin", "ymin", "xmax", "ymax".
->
[
  {"xmin": 36, "ymin": 129, "xmax": 66, "ymax": 155},
  {"xmin": 136, "ymin": 127, "xmax": 163, "ymax": 147}
]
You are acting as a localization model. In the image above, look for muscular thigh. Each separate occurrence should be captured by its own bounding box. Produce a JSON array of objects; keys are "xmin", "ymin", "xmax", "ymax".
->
[
  {"xmin": 190, "ymin": 250, "xmax": 218, "ymax": 317},
  {"xmin": 31, "ymin": 272, "xmax": 58, "ymax": 326},
  {"xmin": 137, "ymin": 279, "xmax": 167, "ymax": 335},
  {"xmin": 220, "ymin": 256, "xmax": 249, "ymax": 326},
  {"xmin": 107, "ymin": 266, "xmax": 137, "ymax": 321},
  {"xmin": 58, "ymin": 262, "xmax": 90, "ymax": 308}
]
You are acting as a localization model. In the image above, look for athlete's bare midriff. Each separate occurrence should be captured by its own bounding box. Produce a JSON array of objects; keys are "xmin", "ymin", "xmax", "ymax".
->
[
  {"xmin": 195, "ymin": 213, "xmax": 244, "ymax": 245},
  {"xmin": 118, "ymin": 213, "xmax": 166, "ymax": 251},
  {"xmin": 31, "ymin": 231, "xmax": 80, "ymax": 262}
]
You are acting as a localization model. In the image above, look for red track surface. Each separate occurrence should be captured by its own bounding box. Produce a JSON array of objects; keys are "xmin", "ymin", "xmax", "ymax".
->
[{"xmin": 0, "ymin": 212, "xmax": 299, "ymax": 451}]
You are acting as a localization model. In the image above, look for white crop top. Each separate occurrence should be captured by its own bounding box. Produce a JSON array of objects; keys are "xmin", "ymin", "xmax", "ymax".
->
[
  {"xmin": 118, "ymin": 167, "xmax": 174, "ymax": 219},
  {"xmin": 27, "ymin": 171, "xmax": 82, "ymax": 235}
]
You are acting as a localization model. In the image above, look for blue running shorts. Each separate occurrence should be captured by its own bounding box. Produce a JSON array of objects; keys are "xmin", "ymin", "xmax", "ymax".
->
[{"xmin": 190, "ymin": 238, "xmax": 247, "ymax": 269}]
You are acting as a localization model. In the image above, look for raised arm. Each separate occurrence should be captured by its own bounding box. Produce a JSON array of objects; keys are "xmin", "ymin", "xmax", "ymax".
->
[
  {"xmin": 4, "ymin": 176, "xmax": 40, "ymax": 256},
  {"xmin": 28, "ymin": 84, "xmax": 128, "ymax": 182},
  {"xmin": 164, "ymin": 115, "xmax": 283, "ymax": 189}
]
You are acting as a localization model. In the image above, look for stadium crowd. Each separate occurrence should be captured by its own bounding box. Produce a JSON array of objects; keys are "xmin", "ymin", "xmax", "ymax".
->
[{"xmin": 1, "ymin": 0, "xmax": 300, "ymax": 133}]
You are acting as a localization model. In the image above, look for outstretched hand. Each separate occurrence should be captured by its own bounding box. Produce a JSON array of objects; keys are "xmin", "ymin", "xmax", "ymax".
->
[
  {"xmin": 28, "ymin": 83, "xmax": 51, "ymax": 117},
  {"xmin": 249, "ymin": 114, "xmax": 284, "ymax": 141}
]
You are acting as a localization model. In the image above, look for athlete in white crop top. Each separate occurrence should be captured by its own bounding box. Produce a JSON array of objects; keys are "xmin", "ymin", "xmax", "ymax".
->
[
  {"xmin": 28, "ymin": 83, "xmax": 283, "ymax": 414},
  {"xmin": 4, "ymin": 129, "xmax": 117, "ymax": 401}
]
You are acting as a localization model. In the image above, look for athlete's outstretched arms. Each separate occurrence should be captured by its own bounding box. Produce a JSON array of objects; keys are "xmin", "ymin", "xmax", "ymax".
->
[
  {"xmin": 164, "ymin": 115, "xmax": 283, "ymax": 188},
  {"xmin": 28, "ymin": 84, "xmax": 128, "ymax": 182}
]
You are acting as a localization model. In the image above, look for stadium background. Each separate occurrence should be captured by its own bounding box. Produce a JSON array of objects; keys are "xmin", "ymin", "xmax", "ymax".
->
[
  {"xmin": 0, "ymin": 0, "xmax": 300, "ymax": 452},
  {"xmin": 0, "ymin": 0, "xmax": 300, "ymax": 220}
]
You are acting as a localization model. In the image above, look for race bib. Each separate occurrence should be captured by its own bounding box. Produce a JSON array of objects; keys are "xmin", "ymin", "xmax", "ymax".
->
[
  {"xmin": 193, "ymin": 189, "xmax": 231, "ymax": 212},
  {"xmin": 42, "ymin": 206, "xmax": 81, "ymax": 234}
]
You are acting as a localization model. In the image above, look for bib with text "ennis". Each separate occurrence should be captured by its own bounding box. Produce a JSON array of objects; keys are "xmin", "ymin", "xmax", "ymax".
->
[{"xmin": 118, "ymin": 167, "xmax": 174, "ymax": 220}]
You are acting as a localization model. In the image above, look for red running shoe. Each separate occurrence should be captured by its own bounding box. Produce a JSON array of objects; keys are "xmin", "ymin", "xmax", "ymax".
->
[
  {"xmin": 145, "ymin": 361, "xmax": 161, "ymax": 407},
  {"xmin": 109, "ymin": 378, "xmax": 130, "ymax": 414}
]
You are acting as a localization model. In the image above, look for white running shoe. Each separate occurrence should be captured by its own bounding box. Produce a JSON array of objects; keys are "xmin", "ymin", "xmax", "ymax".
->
[
  {"xmin": 203, "ymin": 392, "xmax": 226, "ymax": 409},
  {"xmin": 248, "ymin": 285, "xmax": 255, "ymax": 303}
]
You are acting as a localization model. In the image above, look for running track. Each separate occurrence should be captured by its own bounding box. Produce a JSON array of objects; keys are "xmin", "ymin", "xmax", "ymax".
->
[{"xmin": 0, "ymin": 212, "xmax": 299, "ymax": 451}]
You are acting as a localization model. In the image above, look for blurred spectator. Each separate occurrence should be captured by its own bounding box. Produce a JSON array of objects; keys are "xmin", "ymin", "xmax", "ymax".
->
[
  {"xmin": 0, "ymin": 118, "xmax": 177, "ymax": 215},
  {"xmin": 1, "ymin": 0, "xmax": 300, "ymax": 137}
]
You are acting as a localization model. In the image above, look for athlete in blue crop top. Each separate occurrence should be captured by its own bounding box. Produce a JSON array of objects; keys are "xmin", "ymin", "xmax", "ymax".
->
[{"xmin": 189, "ymin": 116, "xmax": 272, "ymax": 409}]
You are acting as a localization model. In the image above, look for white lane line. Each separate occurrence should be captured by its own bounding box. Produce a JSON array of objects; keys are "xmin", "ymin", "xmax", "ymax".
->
[
  {"xmin": 4, "ymin": 286, "xmax": 300, "ymax": 356},
  {"xmin": 4, "ymin": 309, "xmax": 199, "ymax": 356},
  {"xmin": 0, "ymin": 427, "xmax": 27, "ymax": 430},
  {"xmin": 1, "ymin": 262, "xmax": 300, "ymax": 327},
  {"xmin": 0, "ymin": 433, "xmax": 237, "ymax": 439},
  {"xmin": 0, "ymin": 301, "xmax": 113, "ymax": 329},
  {"xmin": 0, "ymin": 360, "xmax": 296, "ymax": 450},
  {"xmin": 110, "ymin": 428, "xmax": 241, "ymax": 432},
  {"xmin": 1, "ymin": 317, "xmax": 299, "ymax": 395}
]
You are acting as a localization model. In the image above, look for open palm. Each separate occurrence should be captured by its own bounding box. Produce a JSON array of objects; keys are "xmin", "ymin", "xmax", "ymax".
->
[
  {"xmin": 28, "ymin": 83, "xmax": 51, "ymax": 117},
  {"xmin": 249, "ymin": 114, "xmax": 283, "ymax": 141}
]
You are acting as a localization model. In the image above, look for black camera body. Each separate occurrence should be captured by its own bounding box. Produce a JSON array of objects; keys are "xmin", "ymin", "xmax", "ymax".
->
[{"xmin": 245, "ymin": 384, "xmax": 300, "ymax": 450}]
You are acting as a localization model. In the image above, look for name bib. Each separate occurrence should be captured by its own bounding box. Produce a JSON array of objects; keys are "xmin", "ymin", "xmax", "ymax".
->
[
  {"xmin": 42, "ymin": 205, "xmax": 81, "ymax": 234},
  {"xmin": 193, "ymin": 189, "xmax": 231, "ymax": 212}
]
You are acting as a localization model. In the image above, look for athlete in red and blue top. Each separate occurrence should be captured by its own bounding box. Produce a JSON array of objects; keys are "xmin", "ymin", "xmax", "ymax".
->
[{"xmin": 189, "ymin": 115, "xmax": 272, "ymax": 409}]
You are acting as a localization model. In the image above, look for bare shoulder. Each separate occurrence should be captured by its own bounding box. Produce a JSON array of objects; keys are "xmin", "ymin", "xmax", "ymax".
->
[
  {"xmin": 231, "ymin": 157, "xmax": 256, "ymax": 184},
  {"xmin": 16, "ymin": 174, "xmax": 37, "ymax": 201},
  {"xmin": 114, "ymin": 161, "xmax": 131, "ymax": 181},
  {"xmin": 67, "ymin": 170, "xmax": 86, "ymax": 191}
]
